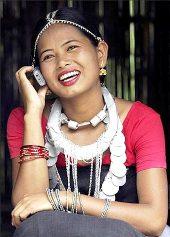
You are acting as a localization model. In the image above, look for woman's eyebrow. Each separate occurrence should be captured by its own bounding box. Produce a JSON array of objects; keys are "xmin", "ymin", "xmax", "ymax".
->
[
  {"xmin": 40, "ymin": 49, "xmax": 53, "ymax": 58},
  {"xmin": 61, "ymin": 39, "xmax": 81, "ymax": 46}
]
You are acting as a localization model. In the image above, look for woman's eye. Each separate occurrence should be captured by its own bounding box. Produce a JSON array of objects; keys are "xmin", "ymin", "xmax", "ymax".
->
[
  {"xmin": 42, "ymin": 55, "xmax": 54, "ymax": 61},
  {"xmin": 67, "ymin": 45, "xmax": 78, "ymax": 51}
]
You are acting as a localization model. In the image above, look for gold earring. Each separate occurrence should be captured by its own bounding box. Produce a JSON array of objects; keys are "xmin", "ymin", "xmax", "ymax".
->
[{"xmin": 99, "ymin": 68, "xmax": 107, "ymax": 76}]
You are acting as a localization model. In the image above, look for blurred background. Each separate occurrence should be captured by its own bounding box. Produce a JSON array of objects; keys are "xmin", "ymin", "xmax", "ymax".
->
[{"xmin": 1, "ymin": 0, "xmax": 170, "ymax": 236}]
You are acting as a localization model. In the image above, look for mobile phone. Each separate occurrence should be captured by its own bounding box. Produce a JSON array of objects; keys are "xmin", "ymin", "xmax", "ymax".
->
[
  {"xmin": 26, "ymin": 67, "xmax": 46, "ymax": 86},
  {"xmin": 32, "ymin": 67, "xmax": 46, "ymax": 86}
]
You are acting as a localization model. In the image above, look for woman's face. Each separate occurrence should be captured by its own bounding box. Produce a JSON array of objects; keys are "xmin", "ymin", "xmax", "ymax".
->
[{"xmin": 37, "ymin": 23, "xmax": 107, "ymax": 99}]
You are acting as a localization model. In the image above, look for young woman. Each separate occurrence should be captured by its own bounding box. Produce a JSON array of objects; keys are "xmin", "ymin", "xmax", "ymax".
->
[{"xmin": 7, "ymin": 7, "xmax": 168, "ymax": 237}]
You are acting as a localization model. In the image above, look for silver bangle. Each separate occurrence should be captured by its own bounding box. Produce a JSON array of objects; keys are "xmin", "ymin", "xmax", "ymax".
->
[
  {"xmin": 78, "ymin": 192, "xmax": 85, "ymax": 215},
  {"xmin": 71, "ymin": 191, "xmax": 79, "ymax": 213},
  {"xmin": 50, "ymin": 189, "xmax": 60, "ymax": 211},
  {"xmin": 66, "ymin": 189, "xmax": 70, "ymax": 212},
  {"xmin": 46, "ymin": 188, "xmax": 57, "ymax": 210},
  {"xmin": 55, "ymin": 189, "xmax": 65, "ymax": 211},
  {"xmin": 100, "ymin": 199, "xmax": 111, "ymax": 218}
]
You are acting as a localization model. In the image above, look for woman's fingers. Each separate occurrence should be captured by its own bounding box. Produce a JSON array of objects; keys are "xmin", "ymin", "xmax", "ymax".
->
[
  {"xmin": 11, "ymin": 193, "xmax": 53, "ymax": 228},
  {"xmin": 11, "ymin": 195, "xmax": 29, "ymax": 227},
  {"xmin": 15, "ymin": 66, "xmax": 48, "ymax": 113},
  {"xmin": 16, "ymin": 66, "xmax": 34, "ymax": 77},
  {"xmin": 14, "ymin": 206, "xmax": 34, "ymax": 228},
  {"xmin": 11, "ymin": 202, "xmax": 30, "ymax": 228},
  {"xmin": 11, "ymin": 195, "xmax": 32, "ymax": 227},
  {"xmin": 15, "ymin": 66, "xmax": 36, "ymax": 97},
  {"xmin": 16, "ymin": 66, "xmax": 34, "ymax": 84}
]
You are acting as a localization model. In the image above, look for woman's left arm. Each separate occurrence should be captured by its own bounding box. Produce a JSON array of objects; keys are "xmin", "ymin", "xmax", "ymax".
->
[
  {"xmin": 73, "ymin": 168, "xmax": 168, "ymax": 236},
  {"xmin": 75, "ymin": 110, "xmax": 168, "ymax": 236}
]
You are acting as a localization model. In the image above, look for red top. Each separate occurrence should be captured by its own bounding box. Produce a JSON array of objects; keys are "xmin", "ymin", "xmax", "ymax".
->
[{"xmin": 7, "ymin": 101, "xmax": 166, "ymax": 173}]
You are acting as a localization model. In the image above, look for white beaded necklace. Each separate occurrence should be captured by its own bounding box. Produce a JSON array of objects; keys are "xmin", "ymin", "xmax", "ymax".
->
[
  {"xmin": 60, "ymin": 105, "xmax": 108, "ymax": 130},
  {"xmin": 45, "ymin": 87, "xmax": 127, "ymax": 200}
]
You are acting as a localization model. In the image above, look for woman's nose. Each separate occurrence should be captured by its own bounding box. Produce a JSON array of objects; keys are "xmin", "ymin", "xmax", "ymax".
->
[{"xmin": 57, "ymin": 55, "xmax": 72, "ymax": 69}]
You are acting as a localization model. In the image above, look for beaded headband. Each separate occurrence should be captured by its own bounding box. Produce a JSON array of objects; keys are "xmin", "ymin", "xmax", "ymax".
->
[{"xmin": 32, "ymin": 10, "xmax": 102, "ymax": 66}]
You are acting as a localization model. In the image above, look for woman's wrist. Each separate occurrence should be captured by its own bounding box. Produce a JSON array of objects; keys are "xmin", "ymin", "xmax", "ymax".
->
[
  {"xmin": 61, "ymin": 191, "xmax": 84, "ymax": 214},
  {"xmin": 24, "ymin": 111, "xmax": 43, "ymax": 121},
  {"xmin": 59, "ymin": 190, "xmax": 74, "ymax": 211},
  {"xmin": 23, "ymin": 113, "xmax": 44, "ymax": 146},
  {"xmin": 47, "ymin": 190, "xmax": 86, "ymax": 214}
]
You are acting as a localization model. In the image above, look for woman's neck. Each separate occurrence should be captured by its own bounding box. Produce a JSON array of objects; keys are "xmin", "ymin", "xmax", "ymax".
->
[{"xmin": 60, "ymin": 86, "xmax": 105, "ymax": 123}]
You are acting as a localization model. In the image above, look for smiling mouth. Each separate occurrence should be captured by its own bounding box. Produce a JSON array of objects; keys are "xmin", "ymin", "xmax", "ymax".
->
[{"xmin": 58, "ymin": 70, "xmax": 80, "ymax": 82}]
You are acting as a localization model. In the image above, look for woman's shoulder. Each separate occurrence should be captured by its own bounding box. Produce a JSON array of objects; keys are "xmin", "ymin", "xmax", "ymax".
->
[
  {"xmin": 8, "ymin": 107, "xmax": 25, "ymax": 123},
  {"xmin": 114, "ymin": 98, "xmax": 133, "ymax": 124},
  {"xmin": 9, "ymin": 106, "xmax": 24, "ymax": 114},
  {"xmin": 115, "ymin": 98, "xmax": 160, "ymax": 124}
]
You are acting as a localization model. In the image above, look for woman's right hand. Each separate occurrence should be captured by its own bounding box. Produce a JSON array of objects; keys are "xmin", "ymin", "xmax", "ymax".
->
[
  {"xmin": 15, "ymin": 66, "xmax": 48, "ymax": 115},
  {"xmin": 11, "ymin": 192, "xmax": 53, "ymax": 228}
]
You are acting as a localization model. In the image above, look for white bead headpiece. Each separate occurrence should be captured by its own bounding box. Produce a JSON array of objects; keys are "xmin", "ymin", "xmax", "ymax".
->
[{"xmin": 32, "ymin": 10, "xmax": 102, "ymax": 66}]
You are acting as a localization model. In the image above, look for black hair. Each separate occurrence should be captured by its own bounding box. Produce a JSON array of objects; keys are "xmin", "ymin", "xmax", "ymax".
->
[{"xmin": 30, "ymin": 7, "xmax": 105, "ymax": 83}]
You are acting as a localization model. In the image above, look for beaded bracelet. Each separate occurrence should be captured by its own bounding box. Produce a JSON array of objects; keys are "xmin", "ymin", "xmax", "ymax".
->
[
  {"xmin": 46, "ymin": 188, "xmax": 85, "ymax": 215},
  {"xmin": 66, "ymin": 189, "xmax": 69, "ymax": 212},
  {"xmin": 55, "ymin": 189, "xmax": 65, "ymax": 211},
  {"xmin": 50, "ymin": 189, "xmax": 60, "ymax": 211},
  {"xmin": 70, "ymin": 191, "xmax": 85, "ymax": 214},
  {"xmin": 46, "ymin": 188, "xmax": 57, "ymax": 210},
  {"xmin": 46, "ymin": 188, "xmax": 65, "ymax": 211},
  {"xmin": 78, "ymin": 192, "xmax": 85, "ymax": 215},
  {"xmin": 71, "ymin": 191, "xmax": 78, "ymax": 213},
  {"xmin": 100, "ymin": 199, "xmax": 111, "ymax": 218}
]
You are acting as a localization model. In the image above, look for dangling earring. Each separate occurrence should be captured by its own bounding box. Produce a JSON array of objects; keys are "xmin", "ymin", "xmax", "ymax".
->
[{"xmin": 99, "ymin": 68, "xmax": 107, "ymax": 76}]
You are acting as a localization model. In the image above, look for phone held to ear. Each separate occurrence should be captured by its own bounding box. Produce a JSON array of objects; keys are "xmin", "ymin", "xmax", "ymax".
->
[
  {"xmin": 32, "ymin": 67, "xmax": 46, "ymax": 86},
  {"xmin": 26, "ymin": 67, "xmax": 46, "ymax": 87},
  {"xmin": 26, "ymin": 67, "xmax": 56, "ymax": 100}
]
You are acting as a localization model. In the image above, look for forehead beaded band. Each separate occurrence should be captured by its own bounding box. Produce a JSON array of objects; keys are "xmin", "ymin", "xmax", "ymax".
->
[{"xmin": 32, "ymin": 10, "xmax": 102, "ymax": 66}]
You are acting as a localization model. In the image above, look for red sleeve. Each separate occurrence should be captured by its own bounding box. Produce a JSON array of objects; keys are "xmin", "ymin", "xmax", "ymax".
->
[
  {"xmin": 131, "ymin": 105, "xmax": 166, "ymax": 172},
  {"xmin": 7, "ymin": 107, "xmax": 25, "ymax": 158},
  {"xmin": 7, "ymin": 107, "xmax": 47, "ymax": 159}
]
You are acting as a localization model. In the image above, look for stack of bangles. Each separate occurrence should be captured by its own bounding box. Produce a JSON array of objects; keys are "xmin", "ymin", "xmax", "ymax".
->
[
  {"xmin": 19, "ymin": 145, "xmax": 49, "ymax": 164},
  {"xmin": 46, "ymin": 189, "xmax": 85, "ymax": 214},
  {"xmin": 46, "ymin": 188, "xmax": 111, "ymax": 218}
]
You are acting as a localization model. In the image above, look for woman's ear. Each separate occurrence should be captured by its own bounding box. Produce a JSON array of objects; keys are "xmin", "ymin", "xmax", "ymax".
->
[{"xmin": 97, "ymin": 41, "xmax": 108, "ymax": 68}]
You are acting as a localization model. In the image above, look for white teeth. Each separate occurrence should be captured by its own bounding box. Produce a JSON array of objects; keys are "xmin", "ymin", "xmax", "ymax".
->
[{"xmin": 59, "ymin": 71, "xmax": 79, "ymax": 81}]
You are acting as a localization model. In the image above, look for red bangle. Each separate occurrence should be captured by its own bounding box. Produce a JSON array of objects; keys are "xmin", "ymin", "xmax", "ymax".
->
[
  {"xmin": 20, "ymin": 150, "xmax": 49, "ymax": 157},
  {"xmin": 18, "ymin": 155, "xmax": 48, "ymax": 164},
  {"xmin": 19, "ymin": 145, "xmax": 49, "ymax": 163}
]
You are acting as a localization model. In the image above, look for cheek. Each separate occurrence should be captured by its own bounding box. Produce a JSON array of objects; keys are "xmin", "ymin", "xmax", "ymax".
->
[
  {"xmin": 40, "ymin": 63, "xmax": 54, "ymax": 81},
  {"xmin": 39, "ymin": 63, "xmax": 47, "ymax": 75},
  {"xmin": 79, "ymin": 49, "xmax": 100, "ymax": 72},
  {"xmin": 85, "ymin": 54, "xmax": 100, "ymax": 76}
]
